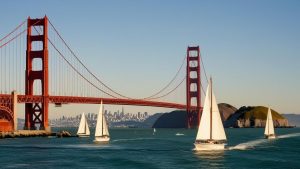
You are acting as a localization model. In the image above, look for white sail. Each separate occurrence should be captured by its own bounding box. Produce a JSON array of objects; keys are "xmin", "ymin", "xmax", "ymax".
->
[
  {"xmin": 264, "ymin": 108, "xmax": 275, "ymax": 135},
  {"xmin": 77, "ymin": 112, "xmax": 90, "ymax": 135},
  {"xmin": 195, "ymin": 81, "xmax": 226, "ymax": 141},
  {"xmin": 95, "ymin": 101, "xmax": 103, "ymax": 137},
  {"xmin": 211, "ymin": 92, "xmax": 226, "ymax": 140},
  {"xmin": 196, "ymin": 86, "xmax": 211, "ymax": 140},
  {"xmin": 102, "ymin": 114, "xmax": 110, "ymax": 136}
]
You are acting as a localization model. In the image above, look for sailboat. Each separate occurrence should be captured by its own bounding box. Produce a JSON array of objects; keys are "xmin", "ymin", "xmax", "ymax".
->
[
  {"xmin": 94, "ymin": 100, "xmax": 110, "ymax": 143},
  {"xmin": 194, "ymin": 78, "xmax": 227, "ymax": 151},
  {"xmin": 77, "ymin": 112, "xmax": 90, "ymax": 137},
  {"xmin": 264, "ymin": 107, "xmax": 276, "ymax": 139},
  {"xmin": 153, "ymin": 128, "xmax": 156, "ymax": 135}
]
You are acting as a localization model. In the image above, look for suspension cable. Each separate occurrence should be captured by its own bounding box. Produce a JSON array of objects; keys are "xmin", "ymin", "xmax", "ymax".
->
[
  {"xmin": 146, "ymin": 77, "xmax": 186, "ymax": 100},
  {"xmin": 143, "ymin": 55, "xmax": 186, "ymax": 99},
  {"xmin": 48, "ymin": 18, "xmax": 132, "ymax": 99},
  {"xmin": 0, "ymin": 20, "xmax": 26, "ymax": 43},
  {"xmin": 34, "ymin": 26, "xmax": 119, "ymax": 98}
]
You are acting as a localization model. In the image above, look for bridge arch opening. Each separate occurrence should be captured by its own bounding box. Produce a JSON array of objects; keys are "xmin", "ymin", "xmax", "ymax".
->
[{"xmin": 0, "ymin": 107, "xmax": 14, "ymax": 132}]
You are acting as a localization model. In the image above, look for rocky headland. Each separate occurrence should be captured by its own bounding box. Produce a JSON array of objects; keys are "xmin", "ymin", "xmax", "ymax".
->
[{"xmin": 153, "ymin": 103, "xmax": 291, "ymax": 128}]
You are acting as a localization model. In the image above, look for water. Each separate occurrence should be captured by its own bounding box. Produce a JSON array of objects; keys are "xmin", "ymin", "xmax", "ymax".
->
[{"xmin": 0, "ymin": 128, "xmax": 300, "ymax": 169}]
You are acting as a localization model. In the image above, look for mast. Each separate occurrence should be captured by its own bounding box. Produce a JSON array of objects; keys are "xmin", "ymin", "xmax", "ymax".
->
[
  {"xmin": 210, "ymin": 77, "xmax": 213, "ymax": 140},
  {"xmin": 102, "ymin": 105, "xmax": 104, "ymax": 136}
]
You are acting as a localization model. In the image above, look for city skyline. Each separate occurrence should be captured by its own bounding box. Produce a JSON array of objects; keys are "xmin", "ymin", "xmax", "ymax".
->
[{"xmin": 1, "ymin": 0, "xmax": 299, "ymax": 118}]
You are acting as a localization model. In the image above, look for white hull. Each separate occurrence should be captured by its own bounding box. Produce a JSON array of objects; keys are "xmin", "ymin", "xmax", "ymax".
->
[
  {"xmin": 77, "ymin": 134, "xmax": 90, "ymax": 137},
  {"xmin": 265, "ymin": 134, "xmax": 276, "ymax": 139},
  {"xmin": 194, "ymin": 143, "xmax": 225, "ymax": 151},
  {"xmin": 94, "ymin": 136, "xmax": 110, "ymax": 143}
]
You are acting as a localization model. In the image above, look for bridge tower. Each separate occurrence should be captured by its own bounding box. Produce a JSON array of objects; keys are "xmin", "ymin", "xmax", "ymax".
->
[
  {"xmin": 24, "ymin": 16, "xmax": 50, "ymax": 131},
  {"xmin": 186, "ymin": 46, "xmax": 201, "ymax": 128}
]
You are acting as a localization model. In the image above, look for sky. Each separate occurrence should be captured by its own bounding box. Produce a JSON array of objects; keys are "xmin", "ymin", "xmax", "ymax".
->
[{"xmin": 1, "ymin": 0, "xmax": 300, "ymax": 118}]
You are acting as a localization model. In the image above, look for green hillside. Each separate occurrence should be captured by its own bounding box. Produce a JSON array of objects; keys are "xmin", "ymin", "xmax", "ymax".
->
[{"xmin": 243, "ymin": 106, "xmax": 284, "ymax": 120}]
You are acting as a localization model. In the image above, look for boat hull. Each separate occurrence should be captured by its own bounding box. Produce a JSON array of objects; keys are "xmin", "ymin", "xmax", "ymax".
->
[
  {"xmin": 194, "ymin": 143, "xmax": 225, "ymax": 151},
  {"xmin": 94, "ymin": 136, "xmax": 110, "ymax": 143},
  {"xmin": 265, "ymin": 134, "xmax": 276, "ymax": 139},
  {"xmin": 77, "ymin": 134, "xmax": 90, "ymax": 137}
]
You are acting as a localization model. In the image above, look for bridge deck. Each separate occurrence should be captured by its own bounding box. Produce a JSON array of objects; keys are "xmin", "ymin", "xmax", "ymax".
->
[{"xmin": 0, "ymin": 94, "xmax": 199, "ymax": 110}]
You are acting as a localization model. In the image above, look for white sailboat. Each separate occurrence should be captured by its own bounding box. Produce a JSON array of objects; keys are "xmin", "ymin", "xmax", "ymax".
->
[
  {"xmin": 194, "ymin": 78, "xmax": 227, "ymax": 151},
  {"xmin": 153, "ymin": 128, "xmax": 156, "ymax": 135},
  {"xmin": 264, "ymin": 107, "xmax": 276, "ymax": 139},
  {"xmin": 77, "ymin": 112, "xmax": 90, "ymax": 137},
  {"xmin": 94, "ymin": 100, "xmax": 110, "ymax": 143}
]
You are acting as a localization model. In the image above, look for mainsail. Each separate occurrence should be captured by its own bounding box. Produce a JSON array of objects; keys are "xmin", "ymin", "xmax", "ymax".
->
[{"xmin": 264, "ymin": 108, "xmax": 275, "ymax": 136}]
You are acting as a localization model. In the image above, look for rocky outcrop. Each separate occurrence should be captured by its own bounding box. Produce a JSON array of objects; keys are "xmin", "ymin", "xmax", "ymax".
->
[
  {"xmin": 235, "ymin": 118, "xmax": 289, "ymax": 128},
  {"xmin": 226, "ymin": 106, "xmax": 290, "ymax": 128}
]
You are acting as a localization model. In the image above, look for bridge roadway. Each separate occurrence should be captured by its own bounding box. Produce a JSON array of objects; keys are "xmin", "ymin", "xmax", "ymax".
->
[{"xmin": 0, "ymin": 94, "xmax": 199, "ymax": 110}]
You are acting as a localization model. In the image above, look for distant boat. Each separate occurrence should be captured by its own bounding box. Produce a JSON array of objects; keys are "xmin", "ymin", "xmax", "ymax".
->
[
  {"xmin": 77, "ymin": 112, "xmax": 90, "ymax": 137},
  {"xmin": 175, "ymin": 133, "xmax": 184, "ymax": 136},
  {"xmin": 264, "ymin": 107, "xmax": 276, "ymax": 139},
  {"xmin": 153, "ymin": 128, "xmax": 156, "ymax": 135},
  {"xmin": 194, "ymin": 77, "xmax": 227, "ymax": 151},
  {"xmin": 94, "ymin": 101, "xmax": 110, "ymax": 143}
]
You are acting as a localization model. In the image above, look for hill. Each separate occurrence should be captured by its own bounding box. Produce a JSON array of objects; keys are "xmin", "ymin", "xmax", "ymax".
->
[
  {"xmin": 152, "ymin": 110, "xmax": 187, "ymax": 128},
  {"xmin": 218, "ymin": 103, "xmax": 237, "ymax": 121},
  {"xmin": 153, "ymin": 104, "xmax": 290, "ymax": 128},
  {"xmin": 225, "ymin": 106, "xmax": 289, "ymax": 128},
  {"xmin": 152, "ymin": 103, "xmax": 238, "ymax": 128}
]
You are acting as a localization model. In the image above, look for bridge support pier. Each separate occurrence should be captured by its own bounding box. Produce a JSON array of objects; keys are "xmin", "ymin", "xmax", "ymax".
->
[
  {"xmin": 24, "ymin": 16, "xmax": 50, "ymax": 132},
  {"xmin": 12, "ymin": 91, "xmax": 17, "ymax": 131},
  {"xmin": 186, "ymin": 46, "xmax": 201, "ymax": 128}
]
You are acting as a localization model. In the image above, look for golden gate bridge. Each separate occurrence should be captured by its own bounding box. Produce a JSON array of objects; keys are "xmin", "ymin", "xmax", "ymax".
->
[{"xmin": 0, "ymin": 16, "xmax": 208, "ymax": 132}]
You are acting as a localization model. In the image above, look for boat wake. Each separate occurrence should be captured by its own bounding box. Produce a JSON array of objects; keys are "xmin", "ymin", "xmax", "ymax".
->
[
  {"xmin": 277, "ymin": 133, "xmax": 300, "ymax": 139},
  {"xmin": 228, "ymin": 133, "xmax": 300, "ymax": 150},
  {"xmin": 228, "ymin": 139, "xmax": 267, "ymax": 150},
  {"xmin": 112, "ymin": 137, "xmax": 156, "ymax": 142}
]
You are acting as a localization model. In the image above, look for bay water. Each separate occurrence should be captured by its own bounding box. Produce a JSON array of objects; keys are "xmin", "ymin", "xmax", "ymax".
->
[{"xmin": 0, "ymin": 128, "xmax": 299, "ymax": 169}]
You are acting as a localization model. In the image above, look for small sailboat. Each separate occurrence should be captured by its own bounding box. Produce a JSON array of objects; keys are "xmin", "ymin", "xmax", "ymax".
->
[
  {"xmin": 194, "ymin": 77, "xmax": 227, "ymax": 151},
  {"xmin": 94, "ymin": 101, "xmax": 110, "ymax": 143},
  {"xmin": 77, "ymin": 112, "xmax": 90, "ymax": 137},
  {"xmin": 264, "ymin": 107, "xmax": 276, "ymax": 139},
  {"xmin": 153, "ymin": 128, "xmax": 156, "ymax": 135}
]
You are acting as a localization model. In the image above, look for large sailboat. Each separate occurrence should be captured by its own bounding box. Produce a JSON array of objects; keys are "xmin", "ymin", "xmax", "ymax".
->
[
  {"xmin": 94, "ymin": 100, "xmax": 110, "ymax": 143},
  {"xmin": 194, "ymin": 78, "xmax": 227, "ymax": 151},
  {"xmin": 264, "ymin": 107, "xmax": 276, "ymax": 139},
  {"xmin": 77, "ymin": 112, "xmax": 90, "ymax": 137}
]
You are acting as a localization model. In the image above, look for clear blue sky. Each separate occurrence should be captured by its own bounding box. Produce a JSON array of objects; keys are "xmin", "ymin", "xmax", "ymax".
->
[{"xmin": 1, "ymin": 0, "xmax": 299, "ymax": 118}]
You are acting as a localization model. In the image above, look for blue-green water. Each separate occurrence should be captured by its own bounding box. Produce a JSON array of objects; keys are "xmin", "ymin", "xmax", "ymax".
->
[{"xmin": 0, "ymin": 128, "xmax": 300, "ymax": 169}]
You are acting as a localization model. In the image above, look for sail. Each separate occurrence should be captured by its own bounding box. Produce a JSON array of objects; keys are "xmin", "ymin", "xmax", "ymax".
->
[
  {"xmin": 211, "ymin": 92, "xmax": 227, "ymax": 140},
  {"xmin": 195, "ymin": 81, "xmax": 227, "ymax": 141},
  {"xmin": 95, "ymin": 101, "xmax": 103, "ymax": 137},
  {"xmin": 264, "ymin": 108, "xmax": 275, "ymax": 135},
  {"xmin": 84, "ymin": 116, "xmax": 90, "ymax": 135},
  {"xmin": 102, "ymin": 115, "xmax": 110, "ymax": 136},
  {"xmin": 196, "ymin": 86, "xmax": 211, "ymax": 140},
  {"xmin": 77, "ymin": 112, "xmax": 90, "ymax": 135}
]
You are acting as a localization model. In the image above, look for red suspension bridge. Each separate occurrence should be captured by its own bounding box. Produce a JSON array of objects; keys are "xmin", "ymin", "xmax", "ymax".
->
[{"xmin": 0, "ymin": 16, "xmax": 207, "ymax": 132}]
